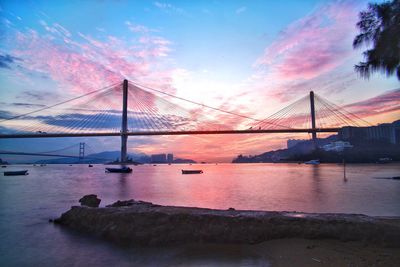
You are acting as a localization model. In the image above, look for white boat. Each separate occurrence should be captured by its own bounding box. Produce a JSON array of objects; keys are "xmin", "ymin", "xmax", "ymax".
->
[{"xmin": 304, "ymin": 159, "xmax": 320, "ymax": 165}]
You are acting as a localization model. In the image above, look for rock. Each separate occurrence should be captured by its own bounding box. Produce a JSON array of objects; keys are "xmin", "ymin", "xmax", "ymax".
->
[
  {"xmin": 228, "ymin": 207, "xmax": 235, "ymax": 211},
  {"xmin": 78, "ymin": 194, "xmax": 101, "ymax": 208},
  {"xmin": 106, "ymin": 199, "xmax": 136, "ymax": 207},
  {"xmin": 106, "ymin": 199, "xmax": 155, "ymax": 207},
  {"xmin": 53, "ymin": 218, "xmax": 62, "ymax": 224},
  {"xmin": 55, "ymin": 199, "xmax": 400, "ymax": 247}
]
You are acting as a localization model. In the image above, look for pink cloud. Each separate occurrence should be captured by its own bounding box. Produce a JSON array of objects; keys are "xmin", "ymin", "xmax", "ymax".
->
[
  {"xmin": 134, "ymin": 133, "xmax": 291, "ymax": 163},
  {"xmin": 14, "ymin": 30, "xmax": 122, "ymax": 93},
  {"xmin": 12, "ymin": 21, "xmax": 175, "ymax": 95},
  {"xmin": 266, "ymin": 71, "xmax": 357, "ymax": 102},
  {"xmin": 345, "ymin": 89, "xmax": 400, "ymax": 118},
  {"xmin": 256, "ymin": 1, "xmax": 359, "ymax": 80}
]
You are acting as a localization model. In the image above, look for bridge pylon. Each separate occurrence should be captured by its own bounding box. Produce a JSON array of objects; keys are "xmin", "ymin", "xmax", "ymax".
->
[
  {"xmin": 309, "ymin": 91, "xmax": 317, "ymax": 147},
  {"xmin": 79, "ymin": 142, "xmax": 85, "ymax": 159},
  {"xmin": 121, "ymin": 79, "xmax": 128, "ymax": 163}
]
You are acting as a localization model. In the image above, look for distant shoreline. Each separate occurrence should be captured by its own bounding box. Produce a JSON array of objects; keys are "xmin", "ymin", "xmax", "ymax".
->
[{"xmin": 3, "ymin": 161, "xmax": 400, "ymax": 165}]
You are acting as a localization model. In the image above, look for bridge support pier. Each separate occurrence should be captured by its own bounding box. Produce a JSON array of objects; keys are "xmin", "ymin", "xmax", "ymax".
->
[
  {"xmin": 121, "ymin": 79, "xmax": 128, "ymax": 163},
  {"xmin": 121, "ymin": 135, "xmax": 128, "ymax": 162}
]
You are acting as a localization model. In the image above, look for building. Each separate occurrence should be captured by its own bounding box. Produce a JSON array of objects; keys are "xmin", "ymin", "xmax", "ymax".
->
[
  {"xmin": 167, "ymin": 153, "xmax": 173, "ymax": 163},
  {"xmin": 339, "ymin": 120, "xmax": 400, "ymax": 144},
  {"xmin": 322, "ymin": 141, "xmax": 353, "ymax": 152},
  {"xmin": 151, "ymin": 154, "xmax": 167, "ymax": 163}
]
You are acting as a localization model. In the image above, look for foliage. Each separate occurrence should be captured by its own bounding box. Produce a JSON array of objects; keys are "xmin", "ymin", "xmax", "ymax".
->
[{"xmin": 353, "ymin": 0, "xmax": 400, "ymax": 80}]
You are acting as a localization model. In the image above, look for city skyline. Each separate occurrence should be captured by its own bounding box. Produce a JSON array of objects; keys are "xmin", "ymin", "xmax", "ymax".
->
[{"xmin": 0, "ymin": 0, "xmax": 399, "ymax": 162}]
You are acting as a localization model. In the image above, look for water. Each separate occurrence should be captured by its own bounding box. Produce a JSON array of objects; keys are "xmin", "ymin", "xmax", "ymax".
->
[{"xmin": 0, "ymin": 163, "xmax": 399, "ymax": 266}]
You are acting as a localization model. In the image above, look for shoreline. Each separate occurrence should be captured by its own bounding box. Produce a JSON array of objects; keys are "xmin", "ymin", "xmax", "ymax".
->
[
  {"xmin": 54, "ymin": 198, "xmax": 400, "ymax": 247},
  {"xmin": 4, "ymin": 161, "xmax": 400, "ymax": 166}
]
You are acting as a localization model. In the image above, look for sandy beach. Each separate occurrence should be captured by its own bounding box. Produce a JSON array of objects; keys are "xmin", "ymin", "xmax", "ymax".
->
[
  {"xmin": 138, "ymin": 238, "xmax": 400, "ymax": 266},
  {"xmin": 256, "ymin": 238, "xmax": 400, "ymax": 267}
]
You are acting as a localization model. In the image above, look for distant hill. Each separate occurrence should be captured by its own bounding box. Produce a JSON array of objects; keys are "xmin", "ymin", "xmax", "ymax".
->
[
  {"xmin": 34, "ymin": 151, "xmax": 196, "ymax": 164},
  {"xmin": 232, "ymin": 135, "xmax": 338, "ymax": 163},
  {"xmin": 0, "ymin": 158, "xmax": 9, "ymax": 165},
  {"xmin": 172, "ymin": 158, "xmax": 196, "ymax": 164},
  {"xmin": 35, "ymin": 151, "xmax": 149, "ymax": 164},
  {"xmin": 232, "ymin": 133, "xmax": 400, "ymax": 163}
]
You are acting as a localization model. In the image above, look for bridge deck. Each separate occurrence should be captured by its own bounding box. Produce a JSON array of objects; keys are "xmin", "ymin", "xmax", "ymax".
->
[{"xmin": 0, "ymin": 128, "xmax": 340, "ymax": 138}]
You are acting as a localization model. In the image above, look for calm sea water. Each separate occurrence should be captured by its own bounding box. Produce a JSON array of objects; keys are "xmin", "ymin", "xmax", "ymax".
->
[{"xmin": 0, "ymin": 163, "xmax": 399, "ymax": 266}]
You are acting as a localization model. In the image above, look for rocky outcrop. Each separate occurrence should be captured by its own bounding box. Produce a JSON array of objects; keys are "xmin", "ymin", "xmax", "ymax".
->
[
  {"xmin": 55, "ymin": 198, "xmax": 400, "ymax": 247},
  {"xmin": 78, "ymin": 194, "xmax": 101, "ymax": 208},
  {"xmin": 105, "ymin": 199, "xmax": 156, "ymax": 208}
]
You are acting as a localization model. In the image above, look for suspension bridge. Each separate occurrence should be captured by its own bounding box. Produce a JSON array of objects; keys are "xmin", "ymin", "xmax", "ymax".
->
[
  {"xmin": 0, "ymin": 142, "xmax": 110, "ymax": 161},
  {"xmin": 0, "ymin": 79, "xmax": 369, "ymax": 162}
]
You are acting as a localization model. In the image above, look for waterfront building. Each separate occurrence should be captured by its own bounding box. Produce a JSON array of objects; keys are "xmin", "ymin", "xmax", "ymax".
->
[
  {"xmin": 167, "ymin": 153, "xmax": 173, "ymax": 163},
  {"xmin": 322, "ymin": 141, "xmax": 353, "ymax": 152},
  {"xmin": 339, "ymin": 120, "xmax": 400, "ymax": 144}
]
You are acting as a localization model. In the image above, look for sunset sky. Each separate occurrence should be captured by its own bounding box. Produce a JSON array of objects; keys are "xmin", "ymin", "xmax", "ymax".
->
[{"xmin": 0, "ymin": 0, "xmax": 399, "ymax": 162}]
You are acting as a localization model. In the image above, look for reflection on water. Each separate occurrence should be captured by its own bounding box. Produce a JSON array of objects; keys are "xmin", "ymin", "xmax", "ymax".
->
[{"xmin": 0, "ymin": 163, "xmax": 399, "ymax": 266}]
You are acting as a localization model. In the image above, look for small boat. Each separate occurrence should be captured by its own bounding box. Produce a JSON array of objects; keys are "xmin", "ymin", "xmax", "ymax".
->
[
  {"xmin": 304, "ymin": 159, "xmax": 320, "ymax": 165},
  {"xmin": 105, "ymin": 167, "xmax": 132, "ymax": 173},
  {"xmin": 88, "ymin": 164, "xmax": 93, "ymax": 167},
  {"xmin": 182, "ymin": 169, "xmax": 203, "ymax": 174},
  {"xmin": 377, "ymin": 157, "xmax": 392, "ymax": 164},
  {"xmin": 4, "ymin": 170, "xmax": 28, "ymax": 176},
  {"xmin": 1, "ymin": 165, "xmax": 7, "ymax": 168}
]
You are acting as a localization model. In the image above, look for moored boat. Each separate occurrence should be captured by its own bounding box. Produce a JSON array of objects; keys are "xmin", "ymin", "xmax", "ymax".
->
[
  {"xmin": 4, "ymin": 170, "xmax": 29, "ymax": 176},
  {"xmin": 88, "ymin": 164, "xmax": 93, "ymax": 167},
  {"xmin": 105, "ymin": 167, "xmax": 132, "ymax": 173},
  {"xmin": 304, "ymin": 159, "xmax": 320, "ymax": 165},
  {"xmin": 182, "ymin": 169, "xmax": 203, "ymax": 174},
  {"xmin": 377, "ymin": 157, "xmax": 392, "ymax": 164}
]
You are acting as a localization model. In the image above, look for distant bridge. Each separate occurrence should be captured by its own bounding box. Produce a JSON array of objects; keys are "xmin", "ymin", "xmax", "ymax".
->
[
  {"xmin": 0, "ymin": 151, "xmax": 84, "ymax": 159},
  {"xmin": 0, "ymin": 143, "xmax": 108, "ymax": 160}
]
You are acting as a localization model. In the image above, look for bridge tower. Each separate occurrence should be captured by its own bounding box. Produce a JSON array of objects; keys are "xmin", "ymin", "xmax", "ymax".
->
[
  {"xmin": 79, "ymin": 142, "xmax": 85, "ymax": 159},
  {"xmin": 121, "ymin": 79, "xmax": 128, "ymax": 163},
  {"xmin": 309, "ymin": 91, "xmax": 317, "ymax": 144}
]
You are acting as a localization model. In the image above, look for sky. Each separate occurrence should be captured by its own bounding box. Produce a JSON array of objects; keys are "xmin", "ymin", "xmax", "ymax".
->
[{"xmin": 0, "ymin": 0, "xmax": 399, "ymax": 162}]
